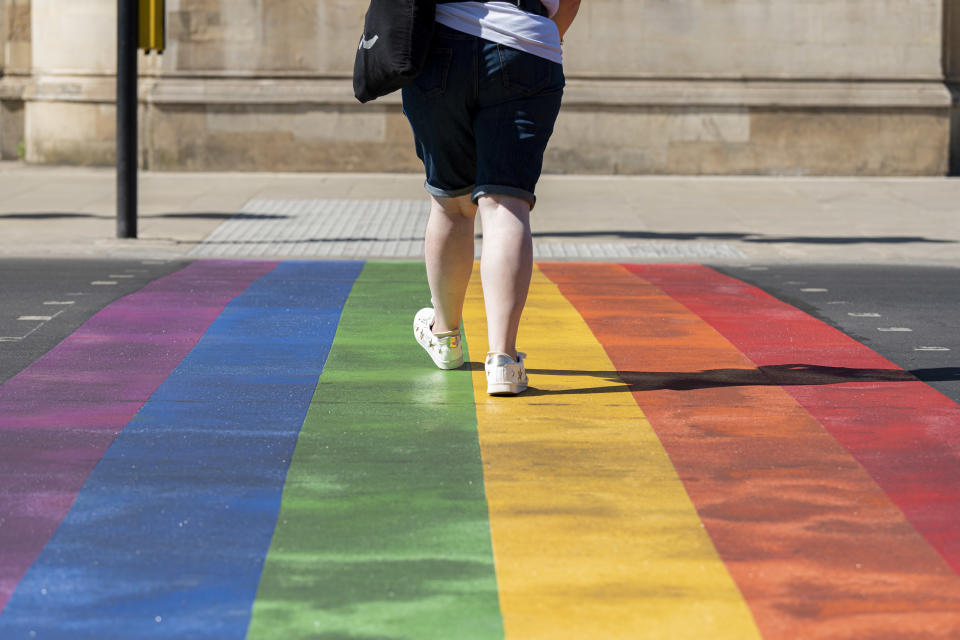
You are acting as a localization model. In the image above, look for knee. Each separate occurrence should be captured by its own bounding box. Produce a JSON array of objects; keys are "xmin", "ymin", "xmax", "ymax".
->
[
  {"xmin": 478, "ymin": 195, "xmax": 531, "ymax": 228},
  {"xmin": 431, "ymin": 194, "xmax": 477, "ymax": 220}
]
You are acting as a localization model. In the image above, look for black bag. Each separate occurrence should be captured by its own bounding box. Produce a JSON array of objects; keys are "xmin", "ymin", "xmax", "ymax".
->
[{"xmin": 353, "ymin": 0, "xmax": 437, "ymax": 104}]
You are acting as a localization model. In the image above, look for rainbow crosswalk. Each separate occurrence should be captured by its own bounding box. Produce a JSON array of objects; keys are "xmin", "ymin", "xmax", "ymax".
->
[{"xmin": 1, "ymin": 260, "xmax": 959, "ymax": 638}]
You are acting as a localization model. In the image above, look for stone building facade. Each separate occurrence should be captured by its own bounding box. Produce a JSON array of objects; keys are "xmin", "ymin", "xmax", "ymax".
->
[{"xmin": 1, "ymin": 0, "xmax": 959, "ymax": 175}]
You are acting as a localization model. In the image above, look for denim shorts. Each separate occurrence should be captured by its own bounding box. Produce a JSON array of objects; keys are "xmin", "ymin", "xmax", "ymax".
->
[{"xmin": 401, "ymin": 24, "xmax": 565, "ymax": 208}]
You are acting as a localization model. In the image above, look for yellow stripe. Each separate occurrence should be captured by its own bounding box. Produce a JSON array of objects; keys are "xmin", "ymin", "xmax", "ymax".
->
[{"xmin": 463, "ymin": 264, "xmax": 761, "ymax": 639}]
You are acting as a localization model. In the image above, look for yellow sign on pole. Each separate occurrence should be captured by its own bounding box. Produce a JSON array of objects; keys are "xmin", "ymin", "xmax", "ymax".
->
[{"xmin": 138, "ymin": 0, "xmax": 165, "ymax": 53}]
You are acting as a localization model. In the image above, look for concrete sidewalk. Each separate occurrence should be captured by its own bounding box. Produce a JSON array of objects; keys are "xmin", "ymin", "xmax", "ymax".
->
[{"xmin": 1, "ymin": 161, "xmax": 958, "ymax": 264}]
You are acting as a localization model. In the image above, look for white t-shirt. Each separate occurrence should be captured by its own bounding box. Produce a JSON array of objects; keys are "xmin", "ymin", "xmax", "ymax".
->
[{"xmin": 436, "ymin": 1, "xmax": 563, "ymax": 64}]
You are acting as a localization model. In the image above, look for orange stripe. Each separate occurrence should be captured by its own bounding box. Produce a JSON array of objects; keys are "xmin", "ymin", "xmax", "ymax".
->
[
  {"xmin": 462, "ymin": 264, "xmax": 761, "ymax": 639},
  {"xmin": 539, "ymin": 262, "xmax": 960, "ymax": 638}
]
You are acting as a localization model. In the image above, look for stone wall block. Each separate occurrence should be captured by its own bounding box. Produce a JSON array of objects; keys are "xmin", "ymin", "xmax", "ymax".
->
[
  {"xmin": 744, "ymin": 109, "xmax": 948, "ymax": 175},
  {"xmin": 26, "ymin": 101, "xmax": 115, "ymax": 164},
  {"xmin": 544, "ymin": 106, "xmax": 949, "ymax": 176},
  {"xmin": 950, "ymin": 85, "xmax": 960, "ymax": 175},
  {"xmin": 3, "ymin": 0, "xmax": 31, "ymax": 72},
  {"xmin": 166, "ymin": 0, "xmax": 365, "ymax": 74},
  {"xmin": 145, "ymin": 103, "xmax": 419, "ymax": 172},
  {"xmin": 32, "ymin": 0, "xmax": 114, "ymax": 73},
  {"xmin": 0, "ymin": 99, "xmax": 24, "ymax": 158},
  {"xmin": 565, "ymin": 0, "xmax": 943, "ymax": 78},
  {"xmin": 1, "ymin": 0, "xmax": 6, "ymax": 69}
]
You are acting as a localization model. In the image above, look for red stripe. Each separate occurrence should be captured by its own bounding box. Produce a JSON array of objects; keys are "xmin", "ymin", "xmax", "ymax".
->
[
  {"xmin": 540, "ymin": 262, "xmax": 960, "ymax": 638},
  {"xmin": 628, "ymin": 264, "xmax": 960, "ymax": 574}
]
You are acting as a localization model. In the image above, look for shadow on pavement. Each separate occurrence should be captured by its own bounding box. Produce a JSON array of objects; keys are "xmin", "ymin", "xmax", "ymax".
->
[
  {"xmin": 532, "ymin": 231, "xmax": 956, "ymax": 244},
  {"xmin": 461, "ymin": 363, "xmax": 959, "ymax": 396},
  {"xmin": 0, "ymin": 212, "xmax": 290, "ymax": 220}
]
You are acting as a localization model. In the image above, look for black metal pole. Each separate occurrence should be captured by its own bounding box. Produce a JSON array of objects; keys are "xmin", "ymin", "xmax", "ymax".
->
[{"xmin": 117, "ymin": 0, "xmax": 138, "ymax": 238}]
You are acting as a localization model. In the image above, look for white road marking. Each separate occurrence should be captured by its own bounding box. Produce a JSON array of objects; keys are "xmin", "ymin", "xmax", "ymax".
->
[
  {"xmin": 785, "ymin": 281, "xmax": 806, "ymax": 285},
  {"xmin": 3, "ymin": 311, "xmax": 64, "ymax": 341},
  {"xmin": 91, "ymin": 281, "xmax": 118, "ymax": 285},
  {"xmin": 915, "ymin": 347, "xmax": 951, "ymax": 352},
  {"xmin": 848, "ymin": 312, "xmax": 881, "ymax": 317},
  {"xmin": 108, "ymin": 274, "xmax": 135, "ymax": 279},
  {"xmin": 827, "ymin": 301, "xmax": 848, "ymax": 305},
  {"xmin": 878, "ymin": 327, "xmax": 913, "ymax": 332},
  {"xmin": 43, "ymin": 301, "xmax": 76, "ymax": 306},
  {"xmin": 66, "ymin": 292, "xmax": 87, "ymax": 296},
  {"xmin": 801, "ymin": 288, "xmax": 829, "ymax": 292}
]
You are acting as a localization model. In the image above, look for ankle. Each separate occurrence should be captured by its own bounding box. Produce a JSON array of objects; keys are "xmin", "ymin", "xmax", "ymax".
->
[{"xmin": 430, "ymin": 321, "xmax": 460, "ymax": 337}]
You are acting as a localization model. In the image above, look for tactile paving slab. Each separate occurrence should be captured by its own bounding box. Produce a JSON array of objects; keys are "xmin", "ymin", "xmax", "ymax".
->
[{"xmin": 188, "ymin": 199, "xmax": 746, "ymax": 259}]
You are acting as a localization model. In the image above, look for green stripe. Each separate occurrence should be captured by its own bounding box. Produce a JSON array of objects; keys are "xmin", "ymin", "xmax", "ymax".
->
[{"xmin": 246, "ymin": 262, "xmax": 503, "ymax": 640}]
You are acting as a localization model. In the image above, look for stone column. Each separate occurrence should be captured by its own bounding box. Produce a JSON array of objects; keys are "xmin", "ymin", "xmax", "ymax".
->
[
  {"xmin": 0, "ymin": 0, "xmax": 31, "ymax": 159},
  {"xmin": 26, "ymin": 0, "xmax": 117, "ymax": 164}
]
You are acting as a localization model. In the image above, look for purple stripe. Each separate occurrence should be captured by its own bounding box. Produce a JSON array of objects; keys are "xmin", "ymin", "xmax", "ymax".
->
[{"xmin": 0, "ymin": 259, "xmax": 278, "ymax": 613}]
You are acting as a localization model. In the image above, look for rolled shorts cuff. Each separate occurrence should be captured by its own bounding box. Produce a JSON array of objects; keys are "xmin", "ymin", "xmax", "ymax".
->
[
  {"xmin": 472, "ymin": 184, "xmax": 537, "ymax": 209},
  {"xmin": 424, "ymin": 181, "xmax": 475, "ymax": 199}
]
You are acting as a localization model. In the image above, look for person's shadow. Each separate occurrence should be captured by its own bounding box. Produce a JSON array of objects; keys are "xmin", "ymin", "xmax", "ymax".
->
[{"xmin": 466, "ymin": 363, "xmax": 960, "ymax": 396}]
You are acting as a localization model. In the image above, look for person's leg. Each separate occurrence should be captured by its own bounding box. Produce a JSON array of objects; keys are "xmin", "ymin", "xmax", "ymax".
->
[
  {"xmin": 478, "ymin": 194, "xmax": 532, "ymax": 361},
  {"xmin": 424, "ymin": 194, "xmax": 477, "ymax": 334}
]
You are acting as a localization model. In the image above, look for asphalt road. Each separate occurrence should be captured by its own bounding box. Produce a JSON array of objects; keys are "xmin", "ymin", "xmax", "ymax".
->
[
  {"xmin": 1, "ymin": 259, "xmax": 957, "ymax": 403},
  {"xmin": 0, "ymin": 259, "xmax": 187, "ymax": 384},
  {"xmin": 1, "ymin": 258, "xmax": 959, "ymax": 638},
  {"xmin": 717, "ymin": 264, "xmax": 960, "ymax": 404}
]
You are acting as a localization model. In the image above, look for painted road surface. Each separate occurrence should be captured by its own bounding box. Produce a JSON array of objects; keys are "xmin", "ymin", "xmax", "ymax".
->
[{"xmin": 0, "ymin": 259, "xmax": 959, "ymax": 639}]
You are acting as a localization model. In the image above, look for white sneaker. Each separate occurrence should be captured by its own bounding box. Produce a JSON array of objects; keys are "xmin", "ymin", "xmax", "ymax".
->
[
  {"xmin": 413, "ymin": 308, "xmax": 464, "ymax": 370},
  {"xmin": 485, "ymin": 351, "xmax": 528, "ymax": 396}
]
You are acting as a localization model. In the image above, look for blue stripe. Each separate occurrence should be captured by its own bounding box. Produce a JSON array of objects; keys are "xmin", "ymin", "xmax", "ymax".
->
[{"xmin": 0, "ymin": 261, "xmax": 364, "ymax": 639}]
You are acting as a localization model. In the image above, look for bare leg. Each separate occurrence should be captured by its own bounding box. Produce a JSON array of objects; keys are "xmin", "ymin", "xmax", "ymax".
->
[
  {"xmin": 478, "ymin": 195, "xmax": 533, "ymax": 360},
  {"xmin": 424, "ymin": 194, "xmax": 477, "ymax": 334}
]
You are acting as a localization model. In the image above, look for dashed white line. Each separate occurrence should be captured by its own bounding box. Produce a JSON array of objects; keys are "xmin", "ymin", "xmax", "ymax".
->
[
  {"xmin": 784, "ymin": 281, "xmax": 806, "ymax": 285},
  {"xmin": 43, "ymin": 301, "xmax": 76, "ymax": 306},
  {"xmin": 877, "ymin": 327, "xmax": 913, "ymax": 332},
  {"xmin": 801, "ymin": 288, "xmax": 829, "ymax": 292},
  {"xmin": 108, "ymin": 274, "xmax": 135, "ymax": 279},
  {"xmin": 3, "ymin": 311, "xmax": 65, "ymax": 342},
  {"xmin": 827, "ymin": 301, "xmax": 848, "ymax": 305},
  {"xmin": 66, "ymin": 292, "xmax": 87, "ymax": 296},
  {"xmin": 848, "ymin": 312, "xmax": 881, "ymax": 318},
  {"xmin": 915, "ymin": 347, "xmax": 951, "ymax": 352},
  {"xmin": 91, "ymin": 281, "xmax": 118, "ymax": 286}
]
